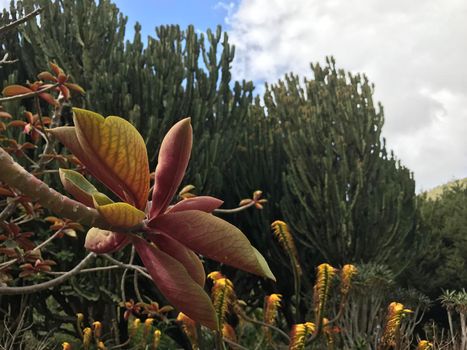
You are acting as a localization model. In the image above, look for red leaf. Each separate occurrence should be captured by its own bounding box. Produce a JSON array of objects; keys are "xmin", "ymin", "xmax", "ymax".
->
[
  {"xmin": 39, "ymin": 92, "xmax": 58, "ymax": 106},
  {"xmin": 49, "ymin": 62, "xmax": 63, "ymax": 76},
  {"xmin": 0, "ymin": 111, "xmax": 12, "ymax": 119},
  {"xmin": 149, "ymin": 210, "xmax": 276, "ymax": 281},
  {"xmin": 150, "ymin": 118, "xmax": 192, "ymax": 218},
  {"xmin": 133, "ymin": 236, "xmax": 217, "ymax": 330},
  {"xmin": 2, "ymin": 85, "xmax": 32, "ymax": 96},
  {"xmin": 37, "ymin": 71, "xmax": 57, "ymax": 82},
  {"xmin": 146, "ymin": 232, "xmax": 205, "ymax": 287},
  {"xmin": 168, "ymin": 196, "xmax": 223, "ymax": 213},
  {"xmin": 65, "ymin": 82, "xmax": 85, "ymax": 94},
  {"xmin": 8, "ymin": 120, "xmax": 27, "ymax": 128},
  {"xmin": 59, "ymin": 84, "xmax": 70, "ymax": 100}
]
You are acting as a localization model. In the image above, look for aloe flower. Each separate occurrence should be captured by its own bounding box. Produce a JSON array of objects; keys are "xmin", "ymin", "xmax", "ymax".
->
[{"xmin": 50, "ymin": 108, "xmax": 274, "ymax": 329}]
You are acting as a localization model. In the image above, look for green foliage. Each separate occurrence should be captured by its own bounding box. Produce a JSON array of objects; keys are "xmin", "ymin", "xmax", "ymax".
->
[
  {"xmin": 278, "ymin": 58, "xmax": 418, "ymax": 268},
  {"xmin": 0, "ymin": 0, "xmax": 254, "ymax": 196},
  {"xmin": 406, "ymin": 183, "xmax": 467, "ymax": 297}
]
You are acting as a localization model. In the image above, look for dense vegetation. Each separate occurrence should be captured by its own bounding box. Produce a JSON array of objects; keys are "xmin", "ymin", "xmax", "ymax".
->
[{"xmin": 0, "ymin": 1, "xmax": 466, "ymax": 349}]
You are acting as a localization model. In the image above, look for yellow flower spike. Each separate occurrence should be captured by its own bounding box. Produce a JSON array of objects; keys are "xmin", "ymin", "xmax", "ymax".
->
[
  {"xmin": 211, "ymin": 277, "xmax": 236, "ymax": 329},
  {"xmin": 416, "ymin": 340, "xmax": 433, "ymax": 350},
  {"xmin": 62, "ymin": 342, "xmax": 72, "ymax": 350},
  {"xmin": 144, "ymin": 318, "xmax": 154, "ymax": 338},
  {"xmin": 380, "ymin": 302, "xmax": 413, "ymax": 347},
  {"xmin": 289, "ymin": 322, "xmax": 315, "ymax": 350},
  {"xmin": 92, "ymin": 321, "xmax": 102, "ymax": 339},
  {"xmin": 207, "ymin": 271, "xmax": 225, "ymax": 281},
  {"xmin": 82, "ymin": 327, "xmax": 92, "ymax": 350},
  {"xmin": 313, "ymin": 263, "xmax": 336, "ymax": 323},
  {"xmin": 263, "ymin": 294, "xmax": 282, "ymax": 342},
  {"xmin": 177, "ymin": 312, "xmax": 198, "ymax": 348},
  {"xmin": 271, "ymin": 221, "xmax": 302, "ymax": 275},
  {"xmin": 340, "ymin": 264, "xmax": 357, "ymax": 296},
  {"xmin": 130, "ymin": 318, "xmax": 141, "ymax": 338},
  {"xmin": 152, "ymin": 329, "xmax": 161, "ymax": 350}
]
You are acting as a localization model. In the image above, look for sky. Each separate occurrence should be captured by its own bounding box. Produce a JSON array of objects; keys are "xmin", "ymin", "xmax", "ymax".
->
[{"xmin": 2, "ymin": 0, "xmax": 466, "ymax": 192}]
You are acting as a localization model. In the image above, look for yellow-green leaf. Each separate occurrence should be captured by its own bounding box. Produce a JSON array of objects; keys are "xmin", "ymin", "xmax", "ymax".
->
[
  {"xmin": 95, "ymin": 202, "xmax": 145, "ymax": 229},
  {"xmin": 59, "ymin": 168, "xmax": 112, "ymax": 208},
  {"xmin": 73, "ymin": 108, "xmax": 150, "ymax": 210}
]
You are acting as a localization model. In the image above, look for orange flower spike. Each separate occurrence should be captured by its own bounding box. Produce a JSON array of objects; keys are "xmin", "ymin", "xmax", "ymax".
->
[
  {"xmin": 207, "ymin": 271, "xmax": 225, "ymax": 281},
  {"xmin": 340, "ymin": 264, "xmax": 357, "ymax": 296},
  {"xmin": 211, "ymin": 277, "xmax": 236, "ymax": 328},
  {"xmin": 144, "ymin": 318, "xmax": 154, "ymax": 338},
  {"xmin": 380, "ymin": 302, "xmax": 413, "ymax": 347},
  {"xmin": 92, "ymin": 321, "xmax": 102, "ymax": 339},
  {"xmin": 313, "ymin": 263, "xmax": 337, "ymax": 323},
  {"xmin": 82, "ymin": 327, "xmax": 92, "ymax": 349},
  {"xmin": 62, "ymin": 342, "xmax": 72, "ymax": 350},
  {"xmin": 177, "ymin": 312, "xmax": 198, "ymax": 348},
  {"xmin": 264, "ymin": 294, "xmax": 282, "ymax": 326},
  {"xmin": 97, "ymin": 341, "xmax": 107, "ymax": 350},
  {"xmin": 130, "ymin": 318, "xmax": 141, "ymax": 338},
  {"xmin": 271, "ymin": 220, "xmax": 302, "ymax": 274},
  {"xmin": 263, "ymin": 294, "xmax": 282, "ymax": 342},
  {"xmin": 416, "ymin": 340, "xmax": 433, "ymax": 350},
  {"xmin": 289, "ymin": 322, "xmax": 315, "ymax": 350},
  {"xmin": 152, "ymin": 329, "xmax": 162, "ymax": 349}
]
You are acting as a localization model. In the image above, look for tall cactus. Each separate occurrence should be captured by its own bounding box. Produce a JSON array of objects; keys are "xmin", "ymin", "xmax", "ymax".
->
[{"xmin": 276, "ymin": 58, "xmax": 418, "ymax": 268}]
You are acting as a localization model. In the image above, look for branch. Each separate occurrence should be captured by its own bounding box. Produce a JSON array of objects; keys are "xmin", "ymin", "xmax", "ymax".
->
[
  {"xmin": 0, "ymin": 147, "xmax": 106, "ymax": 227},
  {"xmin": 0, "ymin": 252, "xmax": 95, "ymax": 295},
  {"xmin": 0, "ymin": 7, "xmax": 43, "ymax": 36}
]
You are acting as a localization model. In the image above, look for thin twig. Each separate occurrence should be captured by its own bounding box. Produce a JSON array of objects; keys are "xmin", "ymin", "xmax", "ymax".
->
[
  {"xmin": 223, "ymin": 337, "xmax": 250, "ymax": 350},
  {"xmin": 0, "ymin": 201, "xmax": 17, "ymax": 221},
  {"xmin": 0, "ymin": 252, "xmax": 95, "ymax": 295},
  {"xmin": 237, "ymin": 309, "xmax": 290, "ymax": 342},
  {"xmin": 133, "ymin": 270, "xmax": 143, "ymax": 303},
  {"xmin": 214, "ymin": 201, "xmax": 255, "ymax": 214},
  {"xmin": 34, "ymin": 96, "xmax": 50, "ymax": 143},
  {"xmin": 0, "ymin": 53, "xmax": 18, "ymax": 66},
  {"xmin": 0, "ymin": 7, "xmax": 43, "ymax": 36},
  {"xmin": 120, "ymin": 246, "xmax": 136, "ymax": 302},
  {"xmin": 102, "ymin": 254, "xmax": 151, "ymax": 280}
]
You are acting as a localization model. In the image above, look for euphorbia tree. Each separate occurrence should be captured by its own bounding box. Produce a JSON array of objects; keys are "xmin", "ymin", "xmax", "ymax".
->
[{"xmin": 0, "ymin": 108, "xmax": 275, "ymax": 329}]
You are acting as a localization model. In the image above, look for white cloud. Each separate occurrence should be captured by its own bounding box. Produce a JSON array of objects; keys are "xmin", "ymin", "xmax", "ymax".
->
[{"xmin": 226, "ymin": 0, "xmax": 467, "ymax": 191}]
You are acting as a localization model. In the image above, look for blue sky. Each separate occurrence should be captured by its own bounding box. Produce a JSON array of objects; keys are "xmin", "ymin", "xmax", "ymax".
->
[{"xmin": 113, "ymin": 0, "xmax": 235, "ymax": 40}]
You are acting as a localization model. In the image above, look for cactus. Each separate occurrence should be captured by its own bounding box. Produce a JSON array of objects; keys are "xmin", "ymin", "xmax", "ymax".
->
[
  {"xmin": 0, "ymin": 0, "xmax": 254, "ymax": 196},
  {"xmin": 275, "ymin": 58, "xmax": 418, "ymax": 269}
]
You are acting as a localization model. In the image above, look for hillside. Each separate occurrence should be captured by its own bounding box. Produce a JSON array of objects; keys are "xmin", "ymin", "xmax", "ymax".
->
[{"xmin": 423, "ymin": 177, "xmax": 467, "ymax": 200}]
